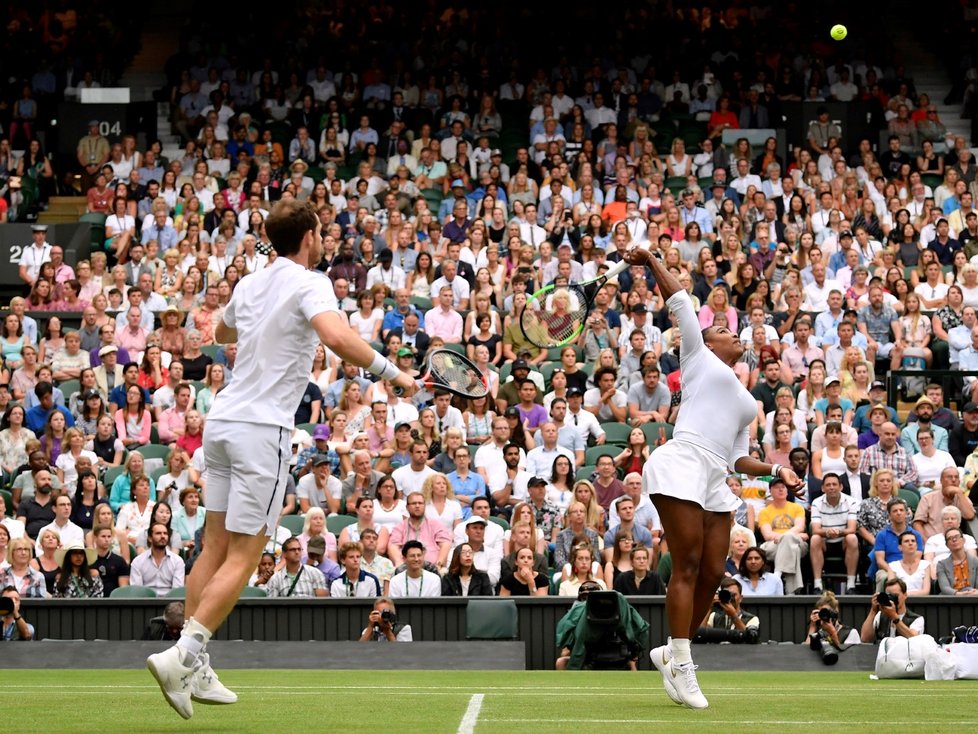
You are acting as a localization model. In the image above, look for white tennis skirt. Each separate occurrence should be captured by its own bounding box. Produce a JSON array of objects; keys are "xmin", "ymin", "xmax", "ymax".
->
[{"xmin": 642, "ymin": 439, "xmax": 740, "ymax": 513}]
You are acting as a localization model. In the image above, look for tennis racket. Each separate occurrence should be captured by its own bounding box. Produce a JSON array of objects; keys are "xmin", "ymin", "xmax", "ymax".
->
[
  {"xmin": 519, "ymin": 256, "xmax": 632, "ymax": 348},
  {"xmin": 392, "ymin": 348, "xmax": 489, "ymax": 399}
]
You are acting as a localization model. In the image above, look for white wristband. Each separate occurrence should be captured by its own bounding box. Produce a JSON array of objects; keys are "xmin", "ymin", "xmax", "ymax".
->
[{"xmin": 368, "ymin": 352, "xmax": 400, "ymax": 381}]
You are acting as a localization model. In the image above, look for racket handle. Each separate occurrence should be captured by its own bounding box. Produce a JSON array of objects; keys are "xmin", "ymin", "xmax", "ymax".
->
[{"xmin": 393, "ymin": 380, "xmax": 424, "ymax": 397}]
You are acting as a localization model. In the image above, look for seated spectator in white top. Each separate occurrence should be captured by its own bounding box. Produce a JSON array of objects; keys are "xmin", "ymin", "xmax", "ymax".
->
[
  {"xmin": 911, "ymin": 427, "xmax": 957, "ymax": 492},
  {"xmin": 389, "ymin": 540, "xmax": 442, "ymax": 597},
  {"xmin": 392, "ymin": 442, "xmax": 438, "ymax": 496}
]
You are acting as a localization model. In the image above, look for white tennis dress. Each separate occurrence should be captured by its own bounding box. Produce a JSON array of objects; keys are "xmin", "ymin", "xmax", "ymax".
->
[{"xmin": 643, "ymin": 290, "xmax": 757, "ymax": 512}]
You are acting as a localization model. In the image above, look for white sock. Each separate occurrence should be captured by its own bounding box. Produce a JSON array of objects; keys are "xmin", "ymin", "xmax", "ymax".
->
[
  {"xmin": 176, "ymin": 617, "xmax": 213, "ymax": 667},
  {"xmin": 847, "ymin": 576, "xmax": 856, "ymax": 587},
  {"xmin": 670, "ymin": 637, "xmax": 692, "ymax": 665},
  {"xmin": 813, "ymin": 579, "xmax": 823, "ymax": 590}
]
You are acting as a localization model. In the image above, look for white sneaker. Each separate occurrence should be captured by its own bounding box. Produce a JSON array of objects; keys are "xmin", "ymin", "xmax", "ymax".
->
[
  {"xmin": 668, "ymin": 660, "xmax": 709, "ymax": 709},
  {"xmin": 147, "ymin": 645, "xmax": 195, "ymax": 719},
  {"xmin": 192, "ymin": 653, "xmax": 238, "ymax": 705},
  {"xmin": 649, "ymin": 645, "xmax": 682, "ymax": 705}
]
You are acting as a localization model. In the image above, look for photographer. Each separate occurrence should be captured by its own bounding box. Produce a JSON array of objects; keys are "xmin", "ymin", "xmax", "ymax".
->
[
  {"xmin": 1, "ymin": 586, "xmax": 34, "ymax": 641},
  {"xmin": 694, "ymin": 578, "xmax": 759, "ymax": 644},
  {"xmin": 805, "ymin": 590, "xmax": 860, "ymax": 664},
  {"xmin": 359, "ymin": 597, "xmax": 413, "ymax": 642},
  {"xmin": 859, "ymin": 577, "xmax": 925, "ymax": 642}
]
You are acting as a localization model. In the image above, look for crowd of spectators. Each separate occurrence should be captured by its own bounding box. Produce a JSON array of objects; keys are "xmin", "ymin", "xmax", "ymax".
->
[{"xmin": 0, "ymin": 3, "xmax": 977, "ymax": 653}]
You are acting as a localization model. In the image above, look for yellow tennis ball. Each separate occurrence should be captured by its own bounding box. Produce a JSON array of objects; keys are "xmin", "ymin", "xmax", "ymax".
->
[{"xmin": 830, "ymin": 24, "xmax": 847, "ymax": 41}]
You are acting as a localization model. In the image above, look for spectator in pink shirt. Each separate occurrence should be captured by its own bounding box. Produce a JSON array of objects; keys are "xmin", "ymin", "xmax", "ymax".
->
[
  {"xmin": 424, "ymin": 286, "xmax": 463, "ymax": 343},
  {"xmin": 387, "ymin": 490, "xmax": 453, "ymax": 571},
  {"xmin": 115, "ymin": 306, "xmax": 149, "ymax": 355},
  {"xmin": 157, "ymin": 383, "xmax": 192, "ymax": 445}
]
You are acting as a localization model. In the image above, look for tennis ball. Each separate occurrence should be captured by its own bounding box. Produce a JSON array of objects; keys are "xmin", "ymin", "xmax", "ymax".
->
[{"xmin": 830, "ymin": 24, "xmax": 847, "ymax": 41}]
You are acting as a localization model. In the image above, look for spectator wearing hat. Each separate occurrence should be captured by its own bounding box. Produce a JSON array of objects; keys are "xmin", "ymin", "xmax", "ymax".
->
[
  {"xmin": 303, "ymin": 534, "xmax": 343, "ymax": 586},
  {"xmin": 905, "ymin": 384, "xmax": 960, "ymax": 433},
  {"xmin": 952, "ymin": 402, "xmax": 978, "ymax": 468},
  {"xmin": 900, "ymin": 396, "xmax": 950, "ymax": 455},
  {"xmin": 388, "ymin": 319, "xmax": 430, "ymax": 365},
  {"xmin": 852, "ymin": 380, "xmax": 898, "ymax": 433},
  {"xmin": 265, "ymin": 537, "xmax": 328, "ymax": 598},
  {"xmin": 18, "ymin": 224, "xmax": 52, "ymax": 286},
  {"xmin": 495, "ymin": 360, "xmax": 541, "ymax": 415},
  {"xmin": 857, "ymin": 403, "xmax": 891, "ymax": 450},
  {"xmin": 453, "ymin": 515, "xmax": 503, "ymax": 586},
  {"xmin": 297, "ymin": 455, "xmax": 342, "ymax": 515}
]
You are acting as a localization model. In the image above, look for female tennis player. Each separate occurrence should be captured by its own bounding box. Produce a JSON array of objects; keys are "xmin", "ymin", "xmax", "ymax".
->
[{"xmin": 627, "ymin": 244, "xmax": 800, "ymax": 709}]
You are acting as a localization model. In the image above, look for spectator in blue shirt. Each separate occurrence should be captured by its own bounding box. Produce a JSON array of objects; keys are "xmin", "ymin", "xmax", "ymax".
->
[
  {"xmin": 24, "ymin": 382, "xmax": 75, "ymax": 434},
  {"xmin": 868, "ymin": 497, "xmax": 924, "ymax": 585},
  {"xmin": 446, "ymin": 446, "xmax": 487, "ymax": 520}
]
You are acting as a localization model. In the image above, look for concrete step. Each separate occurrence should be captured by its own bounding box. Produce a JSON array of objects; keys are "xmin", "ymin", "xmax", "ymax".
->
[{"xmin": 46, "ymin": 197, "xmax": 87, "ymax": 217}]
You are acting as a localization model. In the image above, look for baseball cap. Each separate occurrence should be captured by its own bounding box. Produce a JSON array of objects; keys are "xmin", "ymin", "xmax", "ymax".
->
[
  {"xmin": 312, "ymin": 454, "xmax": 331, "ymax": 467},
  {"xmin": 870, "ymin": 380, "xmax": 886, "ymax": 391},
  {"xmin": 527, "ymin": 476, "xmax": 547, "ymax": 488},
  {"xmin": 504, "ymin": 406, "xmax": 520, "ymax": 417},
  {"xmin": 395, "ymin": 422, "xmax": 413, "ymax": 431},
  {"xmin": 490, "ymin": 148, "xmax": 502, "ymax": 156},
  {"xmin": 963, "ymin": 402, "xmax": 978, "ymax": 413},
  {"xmin": 512, "ymin": 359, "xmax": 530, "ymax": 371},
  {"xmin": 824, "ymin": 376, "xmax": 840, "ymax": 387},
  {"xmin": 451, "ymin": 178, "xmax": 465, "ymax": 188},
  {"xmin": 313, "ymin": 425, "xmax": 330, "ymax": 441},
  {"xmin": 839, "ymin": 230, "xmax": 853, "ymax": 239},
  {"xmin": 631, "ymin": 304, "xmax": 647, "ymax": 314},
  {"xmin": 464, "ymin": 516, "xmax": 488, "ymax": 526},
  {"xmin": 396, "ymin": 347, "xmax": 414, "ymax": 358},
  {"xmin": 307, "ymin": 536, "xmax": 326, "ymax": 555},
  {"xmin": 566, "ymin": 387, "xmax": 584, "ymax": 397},
  {"xmin": 82, "ymin": 389, "xmax": 100, "ymax": 401}
]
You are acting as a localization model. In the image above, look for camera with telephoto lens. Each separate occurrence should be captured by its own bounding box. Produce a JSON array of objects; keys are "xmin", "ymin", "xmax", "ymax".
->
[
  {"xmin": 877, "ymin": 591, "xmax": 894, "ymax": 608},
  {"xmin": 717, "ymin": 588, "xmax": 733, "ymax": 605},
  {"xmin": 809, "ymin": 630, "xmax": 839, "ymax": 665},
  {"xmin": 380, "ymin": 608, "xmax": 397, "ymax": 626},
  {"xmin": 818, "ymin": 607, "xmax": 839, "ymax": 623}
]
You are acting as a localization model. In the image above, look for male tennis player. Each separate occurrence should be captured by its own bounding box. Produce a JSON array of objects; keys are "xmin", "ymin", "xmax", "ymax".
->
[
  {"xmin": 627, "ymin": 244, "xmax": 800, "ymax": 709},
  {"xmin": 147, "ymin": 200, "xmax": 417, "ymax": 719}
]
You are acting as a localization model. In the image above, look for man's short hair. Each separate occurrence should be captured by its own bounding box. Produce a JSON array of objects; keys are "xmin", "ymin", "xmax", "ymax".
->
[
  {"xmin": 886, "ymin": 497, "xmax": 909, "ymax": 513},
  {"xmin": 471, "ymin": 496, "xmax": 491, "ymax": 510},
  {"xmin": 401, "ymin": 540, "xmax": 425, "ymax": 556},
  {"xmin": 884, "ymin": 577, "xmax": 908, "ymax": 594}
]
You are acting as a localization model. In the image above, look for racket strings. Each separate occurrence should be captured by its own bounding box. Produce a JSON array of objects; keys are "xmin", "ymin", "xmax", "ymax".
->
[
  {"xmin": 428, "ymin": 352, "xmax": 489, "ymax": 398},
  {"xmin": 524, "ymin": 284, "xmax": 589, "ymax": 347}
]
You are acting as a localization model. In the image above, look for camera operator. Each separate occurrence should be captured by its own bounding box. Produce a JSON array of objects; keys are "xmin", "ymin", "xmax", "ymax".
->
[
  {"xmin": 805, "ymin": 590, "xmax": 860, "ymax": 664},
  {"xmin": 359, "ymin": 597, "xmax": 413, "ymax": 642},
  {"xmin": 859, "ymin": 577, "xmax": 925, "ymax": 642},
  {"xmin": 1, "ymin": 586, "xmax": 34, "ymax": 641},
  {"xmin": 694, "ymin": 578, "xmax": 759, "ymax": 644}
]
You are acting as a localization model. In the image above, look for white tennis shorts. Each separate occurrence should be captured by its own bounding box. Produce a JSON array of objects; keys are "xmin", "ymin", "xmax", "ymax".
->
[
  {"xmin": 203, "ymin": 420, "xmax": 290, "ymax": 536},
  {"xmin": 642, "ymin": 439, "xmax": 740, "ymax": 513}
]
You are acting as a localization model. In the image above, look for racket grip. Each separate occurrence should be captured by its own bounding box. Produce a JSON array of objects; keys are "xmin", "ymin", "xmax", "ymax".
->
[{"xmin": 393, "ymin": 380, "xmax": 423, "ymax": 397}]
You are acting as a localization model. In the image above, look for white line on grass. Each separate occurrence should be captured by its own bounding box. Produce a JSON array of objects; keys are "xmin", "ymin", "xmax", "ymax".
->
[
  {"xmin": 1, "ymin": 684, "xmax": 956, "ymax": 692},
  {"xmin": 457, "ymin": 693, "xmax": 484, "ymax": 734},
  {"xmin": 479, "ymin": 720, "xmax": 978, "ymax": 726}
]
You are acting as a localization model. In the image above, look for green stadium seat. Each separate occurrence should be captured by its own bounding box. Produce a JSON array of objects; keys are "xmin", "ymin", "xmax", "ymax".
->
[
  {"xmin": 103, "ymin": 466, "xmax": 125, "ymax": 490},
  {"xmin": 657, "ymin": 552, "xmax": 672, "ymax": 586},
  {"xmin": 278, "ymin": 515, "xmax": 305, "ymax": 536},
  {"xmin": 296, "ymin": 423, "xmax": 319, "ymax": 435},
  {"xmin": 599, "ymin": 423, "xmax": 633, "ymax": 445},
  {"xmin": 487, "ymin": 515, "xmax": 509, "ymax": 532},
  {"xmin": 410, "ymin": 296, "xmax": 433, "ymax": 311},
  {"xmin": 466, "ymin": 599, "xmax": 519, "ymax": 639},
  {"xmin": 0, "ymin": 489, "xmax": 11, "ymax": 508},
  {"xmin": 110, "ymin": 585, "xmax": 158, "ymax": 598},
  {"xmin": 58, "ymin": 378, "xmax": 80, "ymax": 397},
  {"xmin": 138, "ymin": 444, "xmax": 172, "ymax": 462},
  {"xmin": 164, "ymin": 587, "xmax": 186, "ymax": 598},
  {"xmin": 898, "ymin": 489, "xmax": 920, "ymax": 513},
  {"xmin": 442, "ymin": 342, "xmax": 466, "ymax": 356},
  {"xmin": 576, "ymin": 465, "xmax": 596, "ymax": 483},
  {"xmin": 327, "ymin": 514, "xmax": 357, "ymax": 535},
  {"xmin": 200, "ymin": 344, "xmax": 222, "ymax": 359},
  {"xmin": 641, "ymin": 422, "xmax": 673, "ymax": 446},
  {"xmin": 585, "ymin": 445, "xmax": 620, "ymax": 465}
]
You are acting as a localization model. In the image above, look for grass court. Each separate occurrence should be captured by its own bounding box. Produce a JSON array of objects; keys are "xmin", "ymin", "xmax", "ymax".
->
[{"xmin": 9, "ymin": 669, "xmax": 977, "ymax": 733}]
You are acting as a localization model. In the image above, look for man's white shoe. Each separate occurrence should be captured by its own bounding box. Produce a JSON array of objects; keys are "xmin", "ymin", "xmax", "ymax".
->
[
  {"xmin": 192, "ymin": 653, "xmax": 238, "ymax": 705},
  {"xmin": 147, "ymin": 646, "xmax": 195, "ymax": 719},
  {"xmin": 668, "ymin": 660, "xmax": 709, "ymax": 710},
  {"xmin": 649, "ymin": 645, "xmax": 682, "ymax": 705}
]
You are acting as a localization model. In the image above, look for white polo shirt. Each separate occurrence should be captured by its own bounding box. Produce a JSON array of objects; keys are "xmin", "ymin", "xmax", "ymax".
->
[
  {"xmin": 209, "ymin": 257, "xmax": 337, "ymax": 428},
  {"xmin": 19, "ymin": 242, "xmax": 51, "ymax": 282}
]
